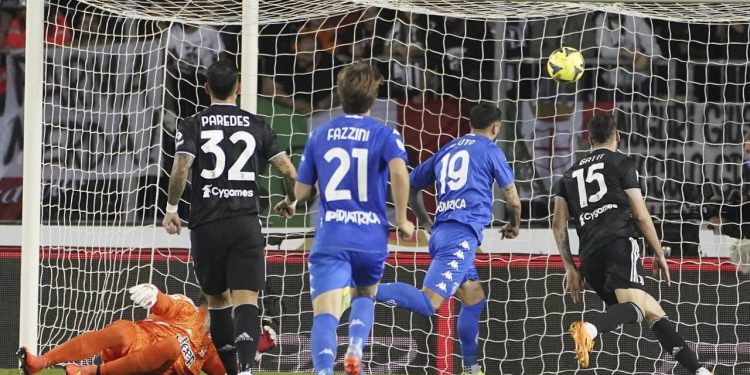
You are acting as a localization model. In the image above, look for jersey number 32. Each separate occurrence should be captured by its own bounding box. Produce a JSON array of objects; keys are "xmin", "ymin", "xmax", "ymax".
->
[{"xmin": 200, "ymin": 130, "xmax": 257, "ymax": 181}]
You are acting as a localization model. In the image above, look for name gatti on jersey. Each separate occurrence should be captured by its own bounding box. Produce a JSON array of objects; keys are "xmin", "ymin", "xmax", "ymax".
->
[{"xmin": 201, "ymin": 114, "xmax": 252, "ymax": 127}]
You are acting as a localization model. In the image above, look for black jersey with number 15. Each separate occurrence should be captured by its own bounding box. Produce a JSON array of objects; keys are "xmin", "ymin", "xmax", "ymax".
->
[
  {"xmin": 175, "ymin": 104, "xmax": 284, "ymax": 228},
  {"xmin": 554, "ymin": 148, "xmax": 640, "ymax": 258}
]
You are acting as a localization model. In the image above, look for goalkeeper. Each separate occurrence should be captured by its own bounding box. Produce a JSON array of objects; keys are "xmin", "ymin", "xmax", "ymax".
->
[{"xmin": 17, "ymin": 284, "xmax": 268, "ymax": 375}]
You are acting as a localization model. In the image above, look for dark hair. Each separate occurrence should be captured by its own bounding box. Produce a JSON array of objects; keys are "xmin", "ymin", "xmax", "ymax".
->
[
  {"xmin": 336, "ymin": 61, "xmax": 382, "ymax": 114},
  {"xmin": 206, "ymin": 60, "xmax": 239, "ymax": 100},
  {"xmin": 469, "ymin": 103, "xmax": 502, "ymax": 130},
  {"xmin": 588, "ymin": 114, "xmax": 618, "ymax": 144}
]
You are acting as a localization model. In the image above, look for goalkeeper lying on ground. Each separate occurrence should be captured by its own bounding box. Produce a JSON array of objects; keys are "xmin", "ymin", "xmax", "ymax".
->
[{"xmin": 17, "ymin": 284, "xmax": 276, "ymax": 375}]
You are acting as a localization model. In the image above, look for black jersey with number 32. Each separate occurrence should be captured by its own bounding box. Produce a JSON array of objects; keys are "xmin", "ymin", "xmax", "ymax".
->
[
  {"xmin": 554, "ymin": 148, "xmax": 640, "ymax": 258},
  {"xmin": 175, "ymin": 104, "xmax": 284, "ymax": 228}
]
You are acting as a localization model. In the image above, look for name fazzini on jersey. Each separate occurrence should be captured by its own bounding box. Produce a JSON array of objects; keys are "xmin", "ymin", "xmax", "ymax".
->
[{"xmin": 201, "ymin": 114, "xmax": 253, "ymax": 127}]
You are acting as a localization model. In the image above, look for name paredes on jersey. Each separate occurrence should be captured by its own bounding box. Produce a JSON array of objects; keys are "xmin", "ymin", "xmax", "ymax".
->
[
  {"xmin": 326, "ymin": 127, "xmax": 370, "ymax": 142},
  {"xmin": 202, "ymin": 184, "xmax": 254, "ymax": 199},
  {"xmin": 436, "ymin": 198, "xmax": 467, "ymax": 213},
  {"xmin": 324, "ymin": 209, "xmax": 381, "ymax": 225},
  {"xmin": 201, "ymin": 114, "xmax": 252, "ymax": 127},
  {"xmin": 579, "ymin": 203, "xmax": 618, "ymax": 226}
]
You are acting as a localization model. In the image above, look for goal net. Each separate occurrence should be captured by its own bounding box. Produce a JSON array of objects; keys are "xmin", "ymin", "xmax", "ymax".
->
[{"xmin": 22, "ymin": 0, "xmax": 750, "ymax": 374}]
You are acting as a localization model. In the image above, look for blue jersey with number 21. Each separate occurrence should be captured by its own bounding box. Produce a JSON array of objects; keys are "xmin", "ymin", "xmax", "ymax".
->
[
  {"xmin": 297, "ymin": 114, "xmax": 408, "ymax": 254},
  {"xmin": 411, "ymin": 134, "xmax": 514, "ymax": 243}
]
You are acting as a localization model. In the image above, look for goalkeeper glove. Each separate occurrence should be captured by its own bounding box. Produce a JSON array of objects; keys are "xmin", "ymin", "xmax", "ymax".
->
[{"xmin": 129, "ymin": 283, "xmax": 158, "ymax": 309}]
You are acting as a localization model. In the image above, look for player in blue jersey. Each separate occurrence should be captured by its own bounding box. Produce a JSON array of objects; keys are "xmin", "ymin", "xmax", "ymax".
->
[
  {"xmin": 294, "ymin": 62, "xmax": 415, "ymax": 375},
  {"xmin": 375, "ymin": 103, "xmax": 521, "ymax": 375}
]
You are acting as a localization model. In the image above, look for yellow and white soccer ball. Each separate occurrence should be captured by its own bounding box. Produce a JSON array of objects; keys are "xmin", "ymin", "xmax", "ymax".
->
[{"xmin": 547, "ymin": 47, "xmax": 585, "ymax": 83}]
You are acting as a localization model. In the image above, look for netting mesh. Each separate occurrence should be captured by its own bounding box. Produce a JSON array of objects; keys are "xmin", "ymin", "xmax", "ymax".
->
[{"xmin": 32, "ymin": 0, "xmax": 750, "ymax": 374}]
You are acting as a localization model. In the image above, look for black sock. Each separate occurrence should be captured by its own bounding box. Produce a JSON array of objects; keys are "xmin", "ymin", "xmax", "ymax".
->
[
  {"xmin": 593, "ymin": 302, "xmax": 643, "ymax": 334},
  {"xmin": 210, "ymin": 306, "xmax": 237, "ymax": 375},
  {"xmin": 652, "ymin": 318, "xmax": 701, "ymax": 373},
  {"xmin": 234, "ymin": 304, "xmax": 261, "ymax": 373}
]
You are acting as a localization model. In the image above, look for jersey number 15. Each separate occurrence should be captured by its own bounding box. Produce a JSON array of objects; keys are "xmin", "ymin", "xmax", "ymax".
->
[{"xmin": 572, "ymin": 162, "xmax": 608, "ymax": 208}]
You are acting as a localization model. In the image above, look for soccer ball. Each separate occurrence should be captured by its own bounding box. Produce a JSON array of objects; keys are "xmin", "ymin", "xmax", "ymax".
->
[{"xmin": 547, "ymin": 47, "xmax": 585, "ymax": 83}]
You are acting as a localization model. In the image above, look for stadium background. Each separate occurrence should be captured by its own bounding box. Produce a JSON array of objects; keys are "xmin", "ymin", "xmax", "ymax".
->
[{"xmin": 1, "ymin": 0, "xmax": 750, "ymax": 374}]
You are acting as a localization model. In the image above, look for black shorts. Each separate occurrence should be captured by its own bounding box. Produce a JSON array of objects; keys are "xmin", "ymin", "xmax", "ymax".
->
[
  {"xmin": 580, "ymin": 237, "xmax": 646, "ymax": 305},
  {"xmin": 190, "ymin": 215, "xmax": 266, "ymax": 295}
]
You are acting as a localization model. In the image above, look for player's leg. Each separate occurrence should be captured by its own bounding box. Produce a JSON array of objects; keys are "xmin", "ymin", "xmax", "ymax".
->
[
  {"xmin": 66, "ymin": 336, "xmax": 182, "ymax": 375},
  {"xmin": 455, "ymin": 271, "xmax": 486, "ymax": 375},
  {"xmin": 227, "ymin": 216, "xmax": 268, "ymax": 375},
  {"xmin": 374, "ymin": 278, "xmax": 442, "ymax": 316},
  {"xmin": 616, "ymin": 288, "xmax": 713, "ymax": 375},
  {"xmin": 18, "ymin": 320, "xmax": 138, "ymax": 374},
  {"xmin": 190, "ymin": 223, "xmax": 237, "ymax": 375},
  {"xmin": 343, "ymin": 251, "xmax": 390, "ymax": 375},
  {"xmin": 569, "ymin": 240, "xmax": 642, "ymax": 368},
  {"xmin": 376, "ymin": 227, "xmax": 476, "ymax": 316},
  {"xmin": 309, "ymin": 250, "xmax": 351, "ymax": 375}
]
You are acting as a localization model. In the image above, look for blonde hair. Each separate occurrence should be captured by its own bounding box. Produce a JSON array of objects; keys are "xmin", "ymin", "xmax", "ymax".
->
[{"xmin": 336, "ymin": 61, "xmax": 383, "ymax": 114}]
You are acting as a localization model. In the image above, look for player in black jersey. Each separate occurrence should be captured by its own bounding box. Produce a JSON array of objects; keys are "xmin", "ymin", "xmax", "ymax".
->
[
  {"xmin": 163, "ymin": 60, "xmax": 298, "ymax": 375},
  {"xmin": 552, "ymin": 114, "xmax": 712, "ymax": 374}
]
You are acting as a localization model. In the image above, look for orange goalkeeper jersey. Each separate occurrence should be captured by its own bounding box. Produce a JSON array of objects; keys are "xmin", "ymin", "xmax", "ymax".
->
[{"xmin": 131, "ymin": 292, "xmax": 224, "ymax": 375}]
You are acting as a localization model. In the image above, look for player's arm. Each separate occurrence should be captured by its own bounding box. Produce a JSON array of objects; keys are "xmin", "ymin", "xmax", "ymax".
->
[
  {"xmin": 270, "ymin": 153, "xmax": 298, "ymax": 219},
  {"xmin": 408, "ymin": 155, "xmax": 438, "ymax": 231},
  {"xmin": 620, "ymin": 158, "xmax": 671, "ymax": 284},
  {"xmin": 626, "ymin": 189, "xmax": 671, "ymax": 285},
  {"xmin": 552, "ymin": 197, "xmax": 576, "ymax": 271},
  {"xmin": 201, "ymin": 344, "xmax": 226, "ymax": 375},
  {"xmin": 294, "ymin": 135, "xmax": 317, "ymax": 202},
  {"xmin": 164, "ymin": 119, "xmax": 197, "ymax": 235},
  {"xmin": 492, "ymin": 148, "xmax": 520, "ymax": 239},
  {"xmin": 501, "ymin": 182, "xmax": 521, "ymax": 239},
  {"xmin": 552, "ymin": 196, "xmax": 584, "ymax": 303},
  {"xmin": 164, "ymin": 152, "xmax": 194, "ymax": 235},
  {"xmin": 390, "ymin": 157, "xmax": 414, "ymax": 240}
]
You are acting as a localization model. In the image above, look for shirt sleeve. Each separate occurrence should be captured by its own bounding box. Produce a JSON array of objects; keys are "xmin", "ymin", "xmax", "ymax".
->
[
  {"xmin": 383, "ymin": 128, "xmax": 408, "ymax": 163},
  {"xmin": 201, "ymin": 341, "xmax": 226, "ymax": 375},
  {"xmin": 260, "ymin": 119, "xmax": 285, "ymax": 161},
  {"xmin": 553, "ymin": 179, "xmax": 567, "ymax": 199},
  {"xmin": 490, "ymin": 146, "xmax": 515, "ymax": 188},
  {"xmin": 409, "ymin": 154, "xmax": 437, "ymax": 190},
  {"xmin": 175, "ymin": 117, "xmax": 198, "ymax": 157},
  {"xmin": 151, "ymin": 293, "xmax": 196, "ymax": 321},
  {"xmin": 296, "ymin": 133, "xmax": 317, "ymax": 185},
  {"xmin": 619, "ymin": 158, "xmax": 640, "ymax": 190}
]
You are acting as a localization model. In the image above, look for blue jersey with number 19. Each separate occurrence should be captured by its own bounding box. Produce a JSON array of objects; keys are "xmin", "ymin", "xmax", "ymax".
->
[
  {"xmin": 297, "ymin": 114, "xmax": 408, "ymax": 253},
  {"xmin": 411, "ymin": 133, "xmax": 514, "ymax": 242}
]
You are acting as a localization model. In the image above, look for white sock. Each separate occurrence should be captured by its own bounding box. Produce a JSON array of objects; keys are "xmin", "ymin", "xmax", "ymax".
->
[
  {"xmin": 695, "ymin": 367, "xmax": 712, "ymax": 375},
  {"xmin": 470, "ymin": 364, "xmax": 481, "ymax": 375},
  {"xmin": 584, "ymin": 322, "xmax": 598, "ymax": 338}
]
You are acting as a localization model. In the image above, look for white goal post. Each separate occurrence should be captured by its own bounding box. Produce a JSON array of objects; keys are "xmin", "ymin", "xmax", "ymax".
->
[{"xmin": 16, "ymin": 0, "xmax": 750, "ymax": 374}]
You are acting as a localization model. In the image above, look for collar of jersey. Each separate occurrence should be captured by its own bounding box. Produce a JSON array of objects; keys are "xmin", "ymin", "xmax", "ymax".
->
[{"xmin": 210, "ymin": 103, "xmax": 236, "ymax": 107}]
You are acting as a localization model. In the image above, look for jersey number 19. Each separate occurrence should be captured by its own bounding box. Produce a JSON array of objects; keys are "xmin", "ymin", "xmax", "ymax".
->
[{"xmin": 438, "ymin": 150, "xmax": 470, "ymax": 194}]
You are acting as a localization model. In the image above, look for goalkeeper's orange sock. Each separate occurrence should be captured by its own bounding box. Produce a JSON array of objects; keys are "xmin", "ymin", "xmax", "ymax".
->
[
  {"xmin": 99, "ymin": 337, "xmax": 181, "ymax": 375},
  {"xmin": 43, "ymin": 320, "xmax": 137, "ymax": 365}
]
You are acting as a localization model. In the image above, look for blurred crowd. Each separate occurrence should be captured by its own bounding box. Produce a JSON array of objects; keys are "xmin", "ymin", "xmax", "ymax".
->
[{"xmin": 2, "ymin": 1, "xmax": 750, "ymax": 228}]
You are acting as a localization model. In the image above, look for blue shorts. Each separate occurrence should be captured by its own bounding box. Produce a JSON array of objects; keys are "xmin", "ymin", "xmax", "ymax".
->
[
  {"xmin": 423, "ymin": 222, "xmax": 480, "ymax": 299},
  {"xmin": 308, "ymin": 249, "xmax": 388, "ymax": 300}
]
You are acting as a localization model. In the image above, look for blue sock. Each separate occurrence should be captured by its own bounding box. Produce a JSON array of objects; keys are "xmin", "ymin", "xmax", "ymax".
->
[
  {"xmin": 348, "ymin": 297, "xmax": 375, "ymax": 352},
  {"xmin": 311, "ymin": 313, "xmax": 339, "ymax": 374},
  {"xmin": 457, "ymin": 298, "xmax": 486, "ymax": 368},
  {"xmin": 375, "ymin": 282, "xmax": 435, "ymax": 317}
]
